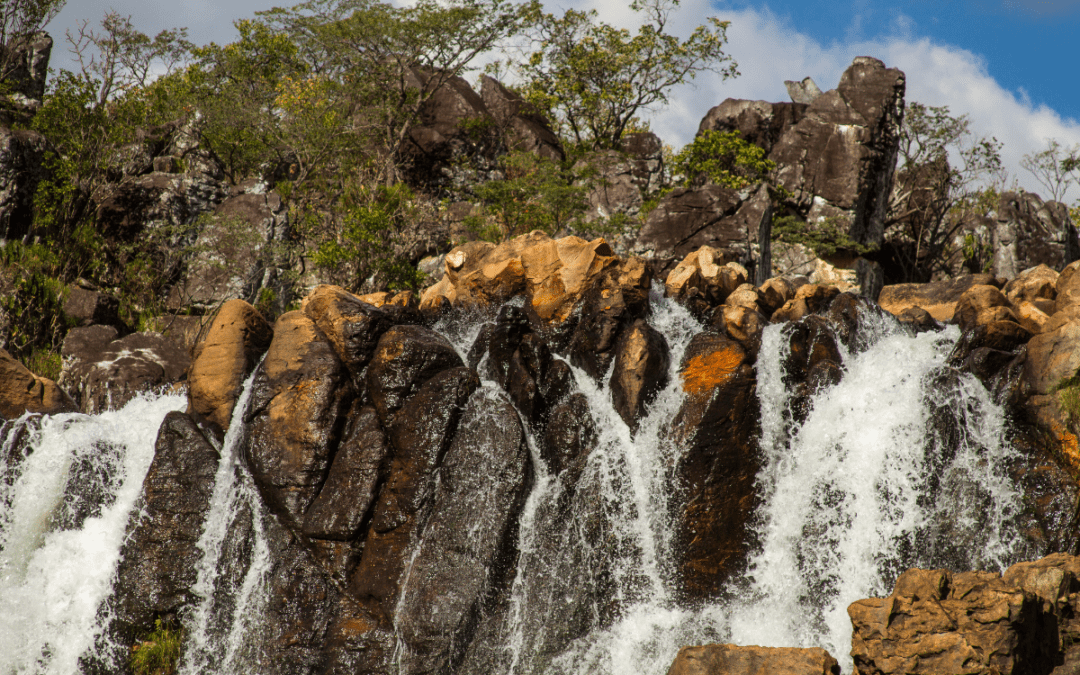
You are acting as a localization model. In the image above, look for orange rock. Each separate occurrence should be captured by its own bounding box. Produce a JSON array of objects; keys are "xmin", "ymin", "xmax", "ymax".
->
[
  {"xmin": 1004, "ymin": 264, "xmax": 1058, "ymax": 305},
  {"xmin": 0, "ymin": 348, "xmax": 77, "ymax": 418},
  {"xmin": 188, "ymin": 299, "xmax": 273, "ymax": 433},
  {"xmin": 667, "ymin": 644, "xmax": 840, "ymax": 675}
]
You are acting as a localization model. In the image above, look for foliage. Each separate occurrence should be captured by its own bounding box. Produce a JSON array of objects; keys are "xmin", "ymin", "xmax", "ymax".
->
[
  {"xmin": 671, "ymin": 129, "xmax": 775, "ymax": 189},
  {"xmin": 1020, "ymin": 138, "xmax": 1080, "ymax": 203},
  {"xmin": 772, "ymin": 214, "xmax": 874, "ymax": 258},
  {"xmin": 513, "ymin": 0, "xmax": 736, "ymax": 151},
  {"xmin": 886, "ymin": 102, "xmax": 1005, "ymax": 282},
  {"xmin": 961, "ymin": 232, "xmax": 993, "ymax": 274},
  {"xmin": 0, "ymin": 240, "xmax": 70, "ymax": 364},
  {"xmin": 130, "ymin": 618, "xmax": 183, "ymax": 675},
  {"xmin": 308, "ymin": 182, "xmax": 426, "ymax": 291},
  {"xmin": 464, "ymin": 151, "xmax": 588, "ymax": 241}
]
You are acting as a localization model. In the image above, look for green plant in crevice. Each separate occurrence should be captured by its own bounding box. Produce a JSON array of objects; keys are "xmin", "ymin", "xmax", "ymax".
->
[
  {"xmin": 130, "ymin": 618, "xmax": 183, "ymax": 675},
  {"xmin": 671, "ymin": 129, "xmax": 775, "ymax": 190},
  {"xmin": 771, "ymin": 214, "xmax": 876, "ymax": 258}
]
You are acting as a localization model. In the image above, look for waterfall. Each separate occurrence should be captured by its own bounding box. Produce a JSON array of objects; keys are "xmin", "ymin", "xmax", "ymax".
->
[
  {"xmin": 0, "ymin": 393, "xmax": 186, "ymax": 675},
  {"xmin": 177, "ymin": 366, "xmax": 271, "ymax": 675}
]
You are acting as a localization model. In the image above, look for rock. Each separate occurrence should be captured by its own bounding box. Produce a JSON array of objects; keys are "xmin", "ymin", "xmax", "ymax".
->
[
  {"xmin": 169, "ymin": 190, "xmax": 290, "ymax": 312},
  {"xmin": 349, "ymin": 367, "xmax": 479, "ymax": 610},
  {"xmin": 954, "ymin": 284, "xmax": 1013, "ymax": 333},
  {"xmin": 303, "ymin": 285, "xmax": 397, "ymax": 383},
  {"xmin": 578, "ymin": 133, "xmax": 664, "ymax": 222},
  {"xmin": 1004, "ymin": 264, "xmax": 1058, "ymax": 306},
  {"xmin": 187, "ymin": 299, "xmax": 274, "ymax": 434},
  {"xmin": 757, "ymin": 276, "xmax": 797, "ymax": 315},
  {"xmin": 697, "ymin": 99, "xmax": 808, "ymax": 155},
  {"xmin": 849, "ymin": 557, "xmax": 1069, "ymax": 675},
  {"xmin": 479, "ymin": 75, "xmax": 563, "ymax": 161},
  {"xmin": 878, "ymin": 273, "xmax": 999, "ymax": 322},
  {"xmin": 95, "ymin": 171, "xmax": 228, "ymax": 240},
  {"xmin": 302, "ymin": 405, "xmax": 389, "ymax": 542},
  {"xmin": 897, "ymin": 306, "xmax": 944, "ymax": 334},
  {"xmin": 666, "ymin": 248, "xmax": 748, "ymax": 307},
  {"xmin": 769, "ymin": 57, "xmax": 905, "ymax": 248},
  {"xmin": 0, "ymin": 32, "xmax": 52, "ymax": 124},
  {"xmin": 394, "ymin": 387, "xmax": 531, "ymax": 675},
  {"xmin": 711, "ymin": 304, "xmax": 768, "ymax": 359},
  {"xmin": 993, "ymin": 192, "xmax": 1079, "ymax": 279},
  {"xmin": 565, "ymin": 256, "xmax": 652, "ymax": 379},
  {"xmin": 366, "ymin": 325, "xmax": 463, "ymax": 424},
  {"xmin": 541, "ymin": 393, "xmax": 597, "ymax": 477},
  {"xmin": 0, "ymin": 127, "xmax": 47, "ymax": 241},
  {"xmin": 1056, "ymin": 260, "xmax": 1080, "ymax": 312},
  {"xmin": 609, "ymin": 319, "xmax": 670, "ymax": 432},
  {"xmin": 785, "ymin": 76, "xmax": 825, "ymax": 105},
  {"xmin": 62, "ymin": 285, "xmax": 120, "ymax": 327},
  {"xmin": 111, "ymin": 412, "xmax": 219, "ymax": 641},
  {"xmin": 670, "ymin": 332, "xmax": 759, "ymax": 600},
  {"xmin": 58, "ymin": 331, "xmax": 190, "ymax": 414},
  {"xmin": 1015, "ymin": 300, "xmax": 1053, "ymax": 335},
  {"xmin": 245, "ymin": 311, "xmax": 354, "ymax": 525},
  {"xmin": 667, "ymin": 644, "xmax": 839, "ymax": 675},
  {"xmin": 0, "ymin": 347, "xmax": 76, "ymax": 419},
  {"xmin": 771, "ymin": 283, "xmax": 841, "ymax": 323}
]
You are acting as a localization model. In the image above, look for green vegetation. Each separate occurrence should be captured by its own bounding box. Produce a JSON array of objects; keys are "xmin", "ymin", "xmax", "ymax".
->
[
  {"xmin": 771, "ymin": 214, "xmax": 874, "ymax": 258},
  {"xmin": 130, "ymin": 619, "xmax": 183, "ymax": 675},
  {"xmin": 671, "ymin": 129, "xmax": 774, "ymax": 189}
]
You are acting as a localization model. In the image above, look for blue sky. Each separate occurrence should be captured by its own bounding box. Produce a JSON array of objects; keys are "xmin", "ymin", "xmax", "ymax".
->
[{"xmin": 43, "ymin": 0, "xmax": 1080, "ymax": 201}]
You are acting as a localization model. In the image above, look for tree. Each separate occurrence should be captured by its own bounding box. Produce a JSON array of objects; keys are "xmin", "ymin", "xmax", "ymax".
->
[
  {"xmin": 671, "ymin": 129, "xmax": 774, "ymax": 189},
  {"xmin": 514, "ymin": 0, "xmax": 737, "ymax": 151},
  {"xmin": 1020, "ymin": 138, "xmax": 1080, "ymax": 203},
  {"xmin": 885, "ymin": 102, "xmax": 1005, "ymax": 281}
]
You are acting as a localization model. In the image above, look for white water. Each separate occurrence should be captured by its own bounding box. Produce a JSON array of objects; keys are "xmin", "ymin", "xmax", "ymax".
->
[
  {"xmin": 177, "ymin": 367, "xmax": 271, "ymax": 675},
  {"xmin": 0, "ymin": 393, "xmax": 186, "ymax": 675}
]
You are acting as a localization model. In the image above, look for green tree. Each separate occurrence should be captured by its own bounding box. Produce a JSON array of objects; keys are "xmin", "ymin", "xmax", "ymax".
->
[
  {"xmin": 514, "ymin": 0, "xmax": 736, "ymax": 151},
  {"xmin": 886, "ymin": 102, "xmax": 1005, "ymax": 281},
  {"xmin": 1020, "ymin": 138, "xmax": 1080, "ymax": 203},
  {"xmin": 671, "ymin": 129, "xmax": 775, "ymax": 189}
]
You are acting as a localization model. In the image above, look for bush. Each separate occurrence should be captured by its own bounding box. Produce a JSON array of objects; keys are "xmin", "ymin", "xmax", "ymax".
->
[
  {"xmin": 671, "ymin": 129, "xmax": 775, "ymax": 190},
  {"xmin": 772, "ymin": 214, "xmax": 875, "ymax": 258},
  {"xmin": 130, "ymin": 619, "xmax": 183, "ymax": 675}
]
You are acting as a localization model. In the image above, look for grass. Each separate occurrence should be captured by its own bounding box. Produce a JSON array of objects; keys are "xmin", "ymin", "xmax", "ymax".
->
[{"xmin": 130, "ymin": 619, "xmax": 183, "ymax": 675}]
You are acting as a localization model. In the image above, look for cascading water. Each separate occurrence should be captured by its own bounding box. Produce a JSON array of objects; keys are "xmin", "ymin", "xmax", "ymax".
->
[{"xmin": 0, "ymin": 392, "xmax": 186, "ymax": 675}]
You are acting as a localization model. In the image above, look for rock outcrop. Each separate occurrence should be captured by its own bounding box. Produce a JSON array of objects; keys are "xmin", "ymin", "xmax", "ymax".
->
[
  {"xmin": 667, "ymin": 644, "xmax": 840, "ymax": 675},
  {"xmin": 0, "ymin": 126, "xmax": 47, "ymax": 241},
  {"xmin": 0, "ymin": 346, "xmax": 76, "ymax": 419}
]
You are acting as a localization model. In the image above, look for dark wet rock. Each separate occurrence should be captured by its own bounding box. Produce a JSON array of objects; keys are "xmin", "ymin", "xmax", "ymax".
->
[
  {"xmin": 541, "ymin": 393, "xmax": 597, "ymax": 477},
  {"xmin": 609, "ymin": 319, "xmax": 670, "ymax": 431},
  {"xmin": 566, "ymin": 258, "xmax": 653, "ymax": 380},
  {"xmin": 112, "ymin": 412, "xmax": 219, "ymax": 641},
  {"xmin": 245, "ymin": 311, "xmax": 354, "ymax": 526},
  {"xmin": 366, "ymin": 325, "xmax": 463, "ymax": 424},
  {"xmin": 670, "ymin": 332, "xmax": 759, "ymax": 601},
  {"xmin": 349, "ymin": 367, "xmax": 479, "ymax": 612},
  {"xmin": 395, "ymin": 387, "xmax": 531, "ymax": 675},
  {"xmin": 772, "ymin": 283, "xmax": 841, "ymax": 323},
  {"xmin": 0, "ymin": 127, "xmax": 47, "ymax": 241},
  {"xmin": 302, "ymin": 405, "xmax": 389, "ymax": 543},
  {"xmin": 58, "ymin": 331, "xmax": 190, "ymax": 414},
  {"xmin": 897, "ymin": 306, "xmax": 944, "ymax": 334},
  {"xmin": 710, "ymin": 304, "xmax": 768, "ymax": 360}
]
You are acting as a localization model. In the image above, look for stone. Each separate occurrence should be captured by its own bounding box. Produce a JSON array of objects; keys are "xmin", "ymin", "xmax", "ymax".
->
[
  {"xmin": 349, "ymin": 367, "xmax": 479, "ymax": 610},
  {"xmin": 897, "ymin": 306, "xmax": 944, "ymax": 334},
  {"xmin": 609, "ymin": 319, "xmax": 670, "ymax": 432},
  {"xmin": 666, "ymin": 248, "xmax": 747, "ymax": 307},
  {"xmin": 479, "ymin": 75, "xmax": 563, "ymax": 161},
  {"xmin": 697, "ymin": 99, "xmax": 808, "ymax": 155},
  {"xmin": 667, "ymin": 644, "xmax": 839, "ymax": 675},
  {"xmin": 95, "ymin": 171, "xmax": 228, "ymax": 240},
  {"xmin": 187, "ymin": 299, "xmax": 274, "ymax": 434},
  {"xmin": 670, "ymin": 332, "xmax": 759, "ymax": 601},
  {"xmin": 565, "ymin": 256, "xmax": 652, "ymax": 379},
  {"xmin": 0, "ymin": 32, "xmax": 52, "ymax": 124},
  {"xmin": 245, "ymin": 311, "xmax": 354, "ymax": 525},
  {"xmin": 0, "ymin": 127, "xmax": 47, "ymax": 241},
  {"xmin": 0, "ymin": 347, "xmax": 76, "ymax": 419},
  {"xmin": 878, "ymin": 274, "xmax": 999, "ymax": 322},
  {"xmin": 993, "ymin": 192, "xmax": 1079, "ymax": 279},
  {"xmin": 302, "ymin": 405, "xmax": 389, "ymax": 542},
  {"xmin": 62, "ymin": 286, "xmax": 120, "ymax": 327},
  {"xmin": 1056, "ymin": 260, "xmax": 1080, "ymax": 312},
  {"xmin": 394, "ymin": 387, "xmax": 531, "ymax": 674},
  {"xmin": 58, "ymin": 331, "xmax": 191, "ymax": 414},
  {"xmin": 169, "ymin": 190, "xmax": 290, "ymax": 312},
  {"xmin": 769, "ymin": 57, "xmax": 905, "ymax": 248},
  {"xmin": 711, "ymin": 304, "xmax": 768, "ymax": 359},
  {"xmin": 541, "ymin": 393, "xmax": 597, "ymax": 477},
  {"xmin": 757, "ymin": 277, "xmax": 797, "ymax": 316},
  {"xmin": 771, "ymin": 284, "xmax": 841, "ymax": 323},
  {"xmin": 1004, "ymin": 264, "xmax": 1058, "ymax": 306},
  {"xmin": 303, "ymin": 285, "xmax": 397, "ymax": 383},
  {"xmin": 954, "ymin": 284, "xmax": 1012, "ymax": 333},
  {"xmin": 785, "ymin": 76, "xmax": 825, "ymax": 105},
  {"xmin": 366, "ymin": 325, "xmax": 464, "ymax": 424},
  {"xmin": 111, "ymin": 412, "xmax": 220, "ymax": 641}
]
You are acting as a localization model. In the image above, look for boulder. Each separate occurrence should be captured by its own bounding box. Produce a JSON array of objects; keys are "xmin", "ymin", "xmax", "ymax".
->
[
  {"xmin": 878, "ymin": 274, "xmax": 999, "ymax": 322},
  {"xmin": 771, "ymin": 284, "xmax": 841, "ymax": 323},
  {"xmin": 244, "ymin": 311, "xmax": 354, "ymax": 525},
  {"xmin": 0, "ymin": 32, "xmax": 52, "ymax": 124},
  {"xmin": 394, "ymin": 387, "xmax": 531, "ymax": 674},
  {"xmin": 1056, "ymin": 260, "xmax": 1080, "ymax": 312},
  {"xmin": 58, "ymin": 331, "xmax": 191, "ymax": 414},
  {"xmin": 0, "ymin": 127, "xmax": 47, "ymax": 241},
  {"xmin": 111, "ymin": 412, "xmax": 220, "ymax": 641},
  {"xmin": 847, "ymin": 555, "xmax": 1080, "ymax": 675},
  {"xmin": 665, "ymin": 248, "xmax": 747, "ymax": 308},
  {"xmin": 541, "ymin": 392, "xmax": 598, "ymax": 477},
  {"xmin": 711, "ymin": 304, "xmax": 768, "ymax": 359},
  {"xmin": 667, "ymin": 644, "xmax": 839, "ymax": 675},
  {"xmin": 609, "ymin": 319, "xmax": 670, "ymax": 432},
  {"xmin": 697, "ymin": 99, "xmax": 808, "ymax": 154},
  {"xmin": 95, "ymin": 171, "xmax": 228, "ymax": 240},
  {"xmin": 187, "ymin": 299, "xmax": 274, "ymax": 434},
  {"xmin": 769, "ymin": 57, "xmax": 905, "ymax": 248},
  {"xmin": 479, "ymin": 75, "xmax": 563, "ymax": 162},
  {"xmin": 992, "ymin": 192, "xmax": 1079, "ymax": 279},
  {"xmin": 578, "ymin": 132, "xmax": 665, "ymax": 222},
  {"xmin": 366, "ymin": 325, "xmax": 464, "ymax": 424},
  {"xmin": 1004, "ymin": 264, "xmax": 1058, "ymax": 306},
  {"xmin": 62, "ymin": 285, "xmax": 120, "ymax": 328},
  {"xmin": 954, "ymin": 284, "xmax": 1013, "ymax": 333},
  {"xmin": 303, "ymin": 285, "xmax": 397, "ymax": 383},
  {"xmin": 565, "ymin": 255, "xmax": 652, "ymax": 378},
  {"xmin": 0, "ymin": 347, "xmax": 76, "ymax": 419},
  {"xmin": 169, "ymin": 189, "xmax": 290, "ymax": 312},
  {"xmin": 670, "ymin": 332, "xmax": 759, "ymax": 600}
]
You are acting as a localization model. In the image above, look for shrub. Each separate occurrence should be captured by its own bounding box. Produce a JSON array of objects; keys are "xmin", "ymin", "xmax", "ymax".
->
[{"xmin": 130, "ymin": 618, "xmax": 183, "ymax": 675}]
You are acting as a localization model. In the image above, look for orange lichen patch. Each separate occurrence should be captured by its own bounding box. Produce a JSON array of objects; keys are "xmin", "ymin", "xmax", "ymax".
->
[
  {"xmin": 681, "ymin": 346, "xmax": 744, "ymax": 396},
  {"xmin": 1051, "ymin": 422, "xmax": 1080, "ymax": 477}
]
